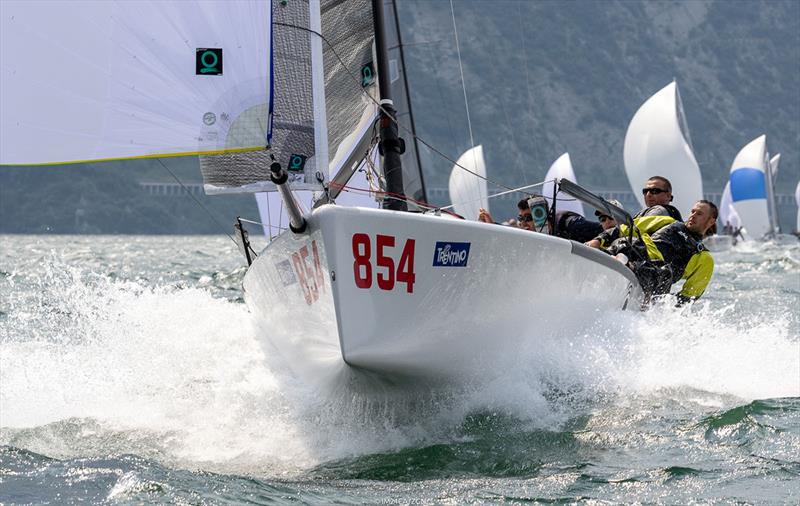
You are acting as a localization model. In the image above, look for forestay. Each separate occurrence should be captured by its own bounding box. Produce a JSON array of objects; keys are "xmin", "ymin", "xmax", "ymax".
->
[
  {"xmin": 0, "ymin": 1, "xmax": 271, "ymax": 166},
  {"xmin": 623, "ymin": 81, "xmax": 703, "ymax": 218}
]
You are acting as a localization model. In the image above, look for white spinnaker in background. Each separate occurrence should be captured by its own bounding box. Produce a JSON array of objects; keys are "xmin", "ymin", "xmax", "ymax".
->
[
  {"xmin": 448, "ymin": 145, "xmax": 488, "ymax": 220},
  {"xmin": 542, "ymin": 153, "xmax": 585, "ymax": 216},
  {"xmin": 623, "ymin": 81, "xmax": 703, "ymax": 218},
  {"xmin": 0, "ymin": 0, "xmax": 270, "ymax": 165},
  {"xmin": 729, "ymin": 135, "xmax": 771, "ymax": 240},
  {"xmin": 718, "ymin": 182, "xmax": 742, "ymax": 231}
]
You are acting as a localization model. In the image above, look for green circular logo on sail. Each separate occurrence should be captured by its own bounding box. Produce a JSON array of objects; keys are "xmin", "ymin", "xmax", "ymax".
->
[
  {"xmin": 288, "ymin": 154, "xmax": 308, "ymax": 172},
  {"xmin": 361, "ymin": 63, "xmax": 375, "ymax": 87},
  {"xmin": 196, "ymin": 48, "xmax": 223, "ymax": 76}
]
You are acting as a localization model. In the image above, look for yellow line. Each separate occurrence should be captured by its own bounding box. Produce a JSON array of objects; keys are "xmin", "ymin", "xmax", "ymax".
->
[{"xmin": 0, "ymin": 146, "xmax": 265, "ymax": 167}]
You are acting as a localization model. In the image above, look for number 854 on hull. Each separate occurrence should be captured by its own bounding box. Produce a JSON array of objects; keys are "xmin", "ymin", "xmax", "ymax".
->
[{"xmin": 243, "ymin": 204, "xmax": 642, "ymax": 384}]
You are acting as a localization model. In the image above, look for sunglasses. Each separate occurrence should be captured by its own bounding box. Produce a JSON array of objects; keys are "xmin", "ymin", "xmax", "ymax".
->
[
  {"xmin": 598, "ymin": 215, "xmax": 612, "ymax": 223},
  {"xmin": 517, "ymin": 214, "xmax": 534, "ymax": 222},
  {"xmin": 642, "ymin": 187, "xmax": 668, "ymax": 195}
]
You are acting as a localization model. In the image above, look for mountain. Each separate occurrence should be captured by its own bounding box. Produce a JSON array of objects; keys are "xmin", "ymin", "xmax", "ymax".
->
[{"xmin": 400, "ymin": 0, "xmax": 798, "ymax": 208}]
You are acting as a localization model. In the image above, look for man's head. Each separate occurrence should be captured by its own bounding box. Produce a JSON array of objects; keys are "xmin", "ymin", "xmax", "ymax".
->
[
  {"xmin": 686, "ymin": 200, "xmax": 717, "ymax": 237},
  {"xmin": 642, "ymin": 176, "xmax": 673, "ymax": 208},
  {"xmin": 517, "ymin": 198, "xmax": 534, "ymax": 230},
  {"xmin": 595, "ymin": 199, "xmax": 621, "ymax": 230}
]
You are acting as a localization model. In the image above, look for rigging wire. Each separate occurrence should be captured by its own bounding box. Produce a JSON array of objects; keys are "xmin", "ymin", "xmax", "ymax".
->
[
  {"xmin": 155, "ymin": 158, "xmax": 238, "ymax": 245},
  {"xmin": 273, "ymin": 21, "xmax": 522, "ymax": 195},
  {"xmin": 449, "ymin": 0, "xmax": 476, "ymax": 153}
]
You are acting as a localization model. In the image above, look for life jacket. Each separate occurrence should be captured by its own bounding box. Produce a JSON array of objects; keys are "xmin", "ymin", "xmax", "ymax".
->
[
  {"xmin": 634, "ymin": 204, "xmax": 683, "ymax": 222},
  {"xmin": 602, "ymin": 216, "xmax": 714, "ymax": 301}
]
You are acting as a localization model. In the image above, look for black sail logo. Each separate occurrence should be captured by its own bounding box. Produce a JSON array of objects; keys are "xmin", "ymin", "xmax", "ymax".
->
[{"xmin": 196, "ymin": 48, "xmax": 222, "ymax": 75}]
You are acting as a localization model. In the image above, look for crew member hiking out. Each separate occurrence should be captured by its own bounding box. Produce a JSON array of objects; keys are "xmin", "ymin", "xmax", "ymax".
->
[{"xmin": 588, "ymin": 200, "xmax": 717, "ymax": 305}]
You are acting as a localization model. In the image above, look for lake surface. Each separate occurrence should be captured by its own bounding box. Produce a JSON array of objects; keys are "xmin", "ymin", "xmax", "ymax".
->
[{"xmin": 1, "ymin": 235, "xmax": 798, "ymax": 504}]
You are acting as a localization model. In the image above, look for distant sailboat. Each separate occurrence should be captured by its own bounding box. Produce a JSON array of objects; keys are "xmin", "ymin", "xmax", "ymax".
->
[
  {"xmin": 623, "ymin": 81, "xmax": 703, "ymax": 218},
  {"xmin": 719, "ymin": 182, "xmax": 742, "ymax": 233},
  {"xmin": 704, "ymin": 182, "xmax": 740, "ymax": 251},
  {"xmin": 448, "ymin": 145, "xmax": 488, "ymax": 220},
  {"xmin": 542, "ymin": 153, "xmax": 585, "ymax": 216},
  {"xmin": 729, "ymin": 135, "xmax": 773, "ymax": 240}
]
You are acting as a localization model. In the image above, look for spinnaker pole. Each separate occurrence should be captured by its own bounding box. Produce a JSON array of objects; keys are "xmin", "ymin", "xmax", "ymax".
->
[{"xmin": 372, "ymin": 0, "xmax": 408, "ymax": 212}]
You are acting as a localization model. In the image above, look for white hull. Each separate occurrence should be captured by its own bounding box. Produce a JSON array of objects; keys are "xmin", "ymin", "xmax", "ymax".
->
[{"xmin": 243, "ymin": 205, "xmax": 642, "ymax": 382}]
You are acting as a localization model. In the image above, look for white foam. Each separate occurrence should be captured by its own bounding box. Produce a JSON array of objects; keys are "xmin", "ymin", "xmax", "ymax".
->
[{"xmin": 1, "ymin": 245, "xmax": 798, "ymax": 475}]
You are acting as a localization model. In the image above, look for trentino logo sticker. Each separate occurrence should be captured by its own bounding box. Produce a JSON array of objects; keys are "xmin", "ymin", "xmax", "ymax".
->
[
  {"xmin": 196, "ymin": 48, "xmax": 222, "ymax": 75},
  {"xmin": 432, "ymin": 241, "xmax": 470, "ymax": 267}
]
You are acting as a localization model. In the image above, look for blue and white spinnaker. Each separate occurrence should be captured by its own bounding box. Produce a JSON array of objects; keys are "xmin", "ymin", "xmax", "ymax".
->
[{"xmin": 729, "ymin": 135, "xmax": 772, "ymax": 240}]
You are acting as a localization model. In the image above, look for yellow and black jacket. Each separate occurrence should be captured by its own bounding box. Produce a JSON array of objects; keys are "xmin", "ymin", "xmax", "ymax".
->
[{"xmin": 596, "ymin": 215, "xmax": 714, "ymax": 301}]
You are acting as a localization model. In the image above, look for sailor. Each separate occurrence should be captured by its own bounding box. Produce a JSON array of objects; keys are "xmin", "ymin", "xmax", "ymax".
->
[
  {"xmin": 585, "ymin": 177, "xmax": 681, "ymax": 249},
  {"xmin": 595, "ymin": 199, "xmax": 622, "ymax": 231},
  {"xmin": 480, "ymin": 198, "xmax": 603, "ymax": 243},
  {"xmin": 551, "ymin": 209, "xmax": 603, "ymax": 243},
  {"xmin": 588, "ymin": 200, "xmax": 717, "ymax": 304},
  {"xmin": 478, "ymin": 199, "xmax": 535, "ymax": 230}
]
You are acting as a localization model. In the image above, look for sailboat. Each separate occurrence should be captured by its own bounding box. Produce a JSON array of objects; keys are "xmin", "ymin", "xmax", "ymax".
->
[
  {"xmin": 704, "ymin": 182, "xmax": 740, "ymax": 251},
  {"xmin": 1, "ymin": 0, "xmax": 644, "ymax": 382},
  {"xmin": 448, "ymin": 145, "xmax": 488, "ymax": 220},
  {"xmin": 623, "ymin": 81, "xmax": 704, "ymax": 219},
  {"xmin": 728, "ymin": 135, "xmax": 794, "ymax": 243},
  {"xmin": 542, "ymin": 153, "xmax": 585, "ymax": 217}
]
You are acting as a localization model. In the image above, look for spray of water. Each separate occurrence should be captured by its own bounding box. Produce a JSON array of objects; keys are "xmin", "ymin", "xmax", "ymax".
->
[{"xmin": 1, "ymin": 244, "xmax": 797, "ymax": 476}]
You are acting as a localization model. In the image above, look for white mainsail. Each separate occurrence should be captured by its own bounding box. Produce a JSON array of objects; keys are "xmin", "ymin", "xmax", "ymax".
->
[
  {"xmin": 729, "ymin": 135, "xmax": 771, "ymax": 240},
  {"xmin": 448, "ymin": 145, "xmax": 488, "ymax": 220},
  {"xmin": 623, "ymin": 81, "xmax": 703, "ymax": 218},
  {"xmin": 718, "ymin": 182, "xmax": 742, "ymax": 231},
  {"xmin": 542, "ymin": 153, "xmax": 585, "ymax": 216}
]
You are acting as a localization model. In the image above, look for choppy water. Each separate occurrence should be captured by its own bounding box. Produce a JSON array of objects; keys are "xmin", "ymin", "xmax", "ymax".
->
[{"xmin": 1, "ymin": 235, "xmax": 798, "ymax": 504}]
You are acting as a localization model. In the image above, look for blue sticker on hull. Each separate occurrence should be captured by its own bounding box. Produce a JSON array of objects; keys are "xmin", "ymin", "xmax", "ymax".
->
[{"xmin": 433, "ymin": 241, "xmax": 471, "ymax": 267}]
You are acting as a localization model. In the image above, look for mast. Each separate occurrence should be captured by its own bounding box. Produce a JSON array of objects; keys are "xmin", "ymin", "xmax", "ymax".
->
[
  {"xmin": 390, "ymin": 0, "xmax": 427, "ymax": 205},
  {"xmin": 372, "ymin": 0, "xmax": 407, "ymax": 211},
  {"xmin": 764, "ymin": 151, "xmax": 780, "ymax": 234}
]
